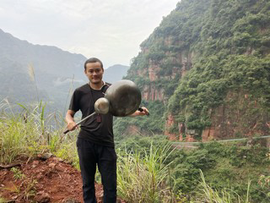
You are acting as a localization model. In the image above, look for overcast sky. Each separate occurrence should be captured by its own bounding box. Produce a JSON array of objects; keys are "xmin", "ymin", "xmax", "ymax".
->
[{"xmin": 0, "ymin": 0, "xmax": 179, "ymax": 68}]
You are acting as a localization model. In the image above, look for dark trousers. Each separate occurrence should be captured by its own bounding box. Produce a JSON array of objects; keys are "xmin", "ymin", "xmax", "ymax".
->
[{"xmin": 77, "ymin": 138, "xmax": 117, "ymax": 203}]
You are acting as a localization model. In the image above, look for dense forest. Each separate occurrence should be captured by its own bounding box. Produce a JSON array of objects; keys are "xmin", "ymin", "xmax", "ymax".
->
[{"xmin": 114, "ymin": 0, "xmax": 270, "ymax": 141}]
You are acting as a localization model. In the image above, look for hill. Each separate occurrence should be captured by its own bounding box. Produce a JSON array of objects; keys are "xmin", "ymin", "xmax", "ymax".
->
[
  {"xmin": 114, "ymin": 0, "xmax": 270, "ymax": 141},
  {"xmin": 0, "ymin": 29, "xmax": 129, "ymax": 112},
  {"xmin": 103, "ymin": 64, "xmax": 129, "ymax": 84},
  {"xmin": 0, "ymin": 29, "xmax": 86, "ymax": 111}
]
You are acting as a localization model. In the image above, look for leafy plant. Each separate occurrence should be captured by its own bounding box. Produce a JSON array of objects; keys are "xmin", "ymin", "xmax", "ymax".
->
[
  {"xmin": 11, "ymin": 167, "xmax": 26, "ymax": 180},
  {"xmin": 21, "ymin": 178, "xmax": 38, "ymax": 200},
  {"xmin": 258, "ymin": 175, "xmax": 270, "ymax": 197}
]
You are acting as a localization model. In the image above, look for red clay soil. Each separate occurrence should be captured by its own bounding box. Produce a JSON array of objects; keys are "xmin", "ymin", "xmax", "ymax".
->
[{"xmin": 0, "ymin": 155, "xmax": 125, "ymax": 203}]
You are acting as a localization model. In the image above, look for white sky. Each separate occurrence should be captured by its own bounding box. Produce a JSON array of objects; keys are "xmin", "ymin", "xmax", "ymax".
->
[{"xmin": 0, "ymin": 0, "xmax": 179, "ymax": 68}]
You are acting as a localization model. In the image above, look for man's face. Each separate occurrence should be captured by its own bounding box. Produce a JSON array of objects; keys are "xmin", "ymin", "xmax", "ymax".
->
[{"xmin": 84, "ymin": 62, "xmax": 104, "ymax": 84}]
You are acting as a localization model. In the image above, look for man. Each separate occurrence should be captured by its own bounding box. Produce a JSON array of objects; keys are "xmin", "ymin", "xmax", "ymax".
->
[{"xmin": 65, "ymin": 57, "xmax": 149, "ymax": 203}]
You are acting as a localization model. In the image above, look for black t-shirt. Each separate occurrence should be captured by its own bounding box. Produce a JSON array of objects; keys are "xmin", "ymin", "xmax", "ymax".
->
[{"xmin": 69, "ymin": 83, "xmax": 114, "ymax": 147}]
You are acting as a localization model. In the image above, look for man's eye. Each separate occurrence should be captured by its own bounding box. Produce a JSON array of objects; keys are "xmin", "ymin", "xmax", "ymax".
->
[{"xmin": 88, "ymin": 69, "xmax": 101, "ymax": 73}]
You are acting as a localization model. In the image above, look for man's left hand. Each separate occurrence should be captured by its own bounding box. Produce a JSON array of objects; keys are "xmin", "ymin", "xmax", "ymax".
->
[{"xmin": 131, "ymin": 107, "xmax": 149, "ymax": 116}]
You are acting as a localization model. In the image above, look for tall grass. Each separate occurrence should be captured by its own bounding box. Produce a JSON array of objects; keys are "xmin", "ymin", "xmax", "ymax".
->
[
  {"xmin": 117, "ymin": 142, "xmax": 177, "ymax": 203},
  {"xmin": 28, "ymin": 64, "xmax": 39, "ymax": 102},
  {"xmin": 0, "ymin": 102, "xmax": 42, "ymax": 163},
  {"xmin": 0, "ymin": 197, "xmax": 6, "ymax": 203},
  {"xmin": 0, "ymin": 100, "xmax": 79, "ymax": 167},
  {"xmin": 196, "ymin": 169, "xmax": 251, "ymax": 203}
]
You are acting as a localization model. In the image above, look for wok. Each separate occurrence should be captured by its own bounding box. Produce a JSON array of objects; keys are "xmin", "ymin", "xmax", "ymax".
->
[{"xmin": 105, "ymin": 79, "xmax": 141, "ymax": 116}]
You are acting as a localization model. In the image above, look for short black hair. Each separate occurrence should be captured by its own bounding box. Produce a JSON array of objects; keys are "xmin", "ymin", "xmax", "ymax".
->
[{"xmin": 84, "ymin": 57, "xmax": 103, "ymax": 70}]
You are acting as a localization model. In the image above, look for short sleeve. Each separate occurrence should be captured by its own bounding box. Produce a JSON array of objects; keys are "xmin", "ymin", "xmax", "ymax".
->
[{"xmin": 69, "ymin": 89, "xmax": 80, "ymax": 112}]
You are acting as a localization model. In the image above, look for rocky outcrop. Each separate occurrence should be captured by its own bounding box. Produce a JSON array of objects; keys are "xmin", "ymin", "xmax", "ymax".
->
[
  {"xmin": 148, "ymin": 59, "xmax": 161, "ymax": 81},
  {"xmin": 165, "ymin": 90, "xmax": 270, "ymax": 141},
  {"xmin": 139, "ymin": 46, "xmax": 194, "ymax": 102},
  {"xmin": 124, "ymin": 125, "xmax": 141, "ymax": 135},
  {"xmin": 142, "ymin": 85, "xmax": 164, "ymax": 101},
  {"xmin": 201, "ymin": 91, "xmax": 270, "ymax": 140},
  {"xmin": 164, "ymin": 114, "xmax": 178, "ymax": 140},
  {"xmin": 201, "ymin": 127, "xmax": 216, "ymax": 141}
]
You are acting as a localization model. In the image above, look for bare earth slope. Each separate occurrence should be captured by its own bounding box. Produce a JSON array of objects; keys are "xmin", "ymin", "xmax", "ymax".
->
[{"xmin": 0, "ymin": 155, "xmax": 121, "ymax": 203}]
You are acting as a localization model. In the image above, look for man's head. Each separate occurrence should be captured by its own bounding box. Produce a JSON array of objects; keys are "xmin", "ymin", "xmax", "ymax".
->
[
  {"xmin": 84, "ymin": 57, "xmax": 104, "ymax": 85},
  {"xmin": 84, "ymin": 57, "xmax": 103, "ymax": 71}
]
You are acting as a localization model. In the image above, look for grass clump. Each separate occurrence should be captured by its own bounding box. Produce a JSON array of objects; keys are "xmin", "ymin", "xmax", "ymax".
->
[
  {"xmin": 196, "ymin": 169, "xmax": 251, "ymax": 203},
  {"xmin": 0, "ymin": 101, "xmax": 79, "ymax": 167},
  {"xmin": 117, "ymin": 142, "xmax": 176, "ymax": 203}
]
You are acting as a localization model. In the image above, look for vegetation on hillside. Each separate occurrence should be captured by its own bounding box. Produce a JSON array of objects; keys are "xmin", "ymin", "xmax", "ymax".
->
[
  {"xmin": 167, "ymin": 0, "xmax": 270, "ymax": 136},
  {"xmin": 118, "ymin": 0, "xmax": 270, "ymax": 138}
]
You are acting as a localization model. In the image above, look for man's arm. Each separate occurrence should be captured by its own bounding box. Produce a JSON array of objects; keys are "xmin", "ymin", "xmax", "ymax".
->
[
  {"xmin": 65, "ymin": 110, "xmax": 77, "ymax": 131},
  {"xmin": 129, "ymin": 107, "xmax": 149, "ymax": 117}
]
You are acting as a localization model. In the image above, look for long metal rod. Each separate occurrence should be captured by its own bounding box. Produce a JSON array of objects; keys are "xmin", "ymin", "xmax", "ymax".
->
[
  {"xmin": 64, "ymin": 112, "xmax": 97, "ymax": 134},
  {"xmin": 63, "ymin": 107, "xmax": 148, "ymax": 134},
  {"xmin": 76, "ymin": 112, "xmax": 97, "ymax": 126}
]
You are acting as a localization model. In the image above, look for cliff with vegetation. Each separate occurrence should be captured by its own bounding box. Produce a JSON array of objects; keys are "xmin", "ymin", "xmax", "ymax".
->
[{"xmin": 114, "ymin": 0, "xmax": 270, "ymax": 141}]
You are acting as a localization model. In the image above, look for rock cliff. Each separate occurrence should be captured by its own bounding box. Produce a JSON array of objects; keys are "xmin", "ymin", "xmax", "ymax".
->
[{"xmin": 117, "ymin": 0, "xmax": 270, "ymax": 140}]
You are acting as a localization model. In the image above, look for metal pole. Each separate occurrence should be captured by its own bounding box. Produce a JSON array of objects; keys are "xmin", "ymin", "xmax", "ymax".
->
[{"xmin": 63, "ymin": 112, "xmax": 97, "ymax": 134}]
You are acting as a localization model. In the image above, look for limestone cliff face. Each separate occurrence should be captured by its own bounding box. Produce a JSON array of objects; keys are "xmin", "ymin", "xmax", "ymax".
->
[
  {"xmin": 143, "ymin": 59, "xmax": 165, "ymax": 101},
  {"xmin": 136, "ymin": 40, "xmax": 197, "ymax": 139},
  {"xmin": 163, "ymin": 49, "xmax": 270, "ymax": 141},
  {"xmin": 202, "ymin": 91, "xmax": 270, "ymax": 141},
  {"xmin": 142, "ymin": 85, "xmax": 165, "ymax": 101},
  {"xmin": 165, "ymin": 90, "xmax": 270, "ymax": 141},
  {"xmin": 139, "ymin": 40, "xmax": 194, "ymax": 103},
  {"xmin": 164, "ymin": 114, "xmax": 178, "ymax": 140}
]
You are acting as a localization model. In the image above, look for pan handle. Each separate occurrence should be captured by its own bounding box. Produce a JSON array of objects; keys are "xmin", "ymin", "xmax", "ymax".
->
[
  {"xmin": 63, "ymin": 129, "xmax": 70, "ymax": 134},
  {"xmin": 63, "ymin": 112, "xmax": 97, "ymax": 134}
]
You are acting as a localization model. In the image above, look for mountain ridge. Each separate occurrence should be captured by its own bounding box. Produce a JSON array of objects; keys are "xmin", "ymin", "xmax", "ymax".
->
[{"xmin": 0, "ymin": 29, "xmax": 129, "ymax": 111}]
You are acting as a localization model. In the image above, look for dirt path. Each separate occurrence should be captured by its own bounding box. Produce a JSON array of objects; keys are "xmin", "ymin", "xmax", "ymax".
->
[{"xmin": 0, "ymin": 155, "xmax": 123, "ymax": 203}]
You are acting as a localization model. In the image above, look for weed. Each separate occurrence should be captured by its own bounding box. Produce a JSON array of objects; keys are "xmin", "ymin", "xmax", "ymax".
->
[
  {"xmin": 11, "ymin": 167, "xmax": 25, "ymax": 180},
  {"xmin": 3, "ymin": 183, "xmax": 20, "ymax": 194},
  {"xmin": 22, "ymin": 178, "xmax": 37, "ymax": 200}
]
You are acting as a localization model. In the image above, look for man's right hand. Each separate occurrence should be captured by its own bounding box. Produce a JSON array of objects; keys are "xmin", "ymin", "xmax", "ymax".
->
[
  {"xmin": 67, "ymin": 121, "xmax": 77, "ymax": 131},
  {"xmin": 65, "ymin": 110, "xmax": 77, "ymax": 133}
]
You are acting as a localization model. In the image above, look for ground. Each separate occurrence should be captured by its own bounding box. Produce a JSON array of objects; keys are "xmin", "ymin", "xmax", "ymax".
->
[{"xmin": 0, "ymin": 155, "xmax": 124, "ymax": 203}]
